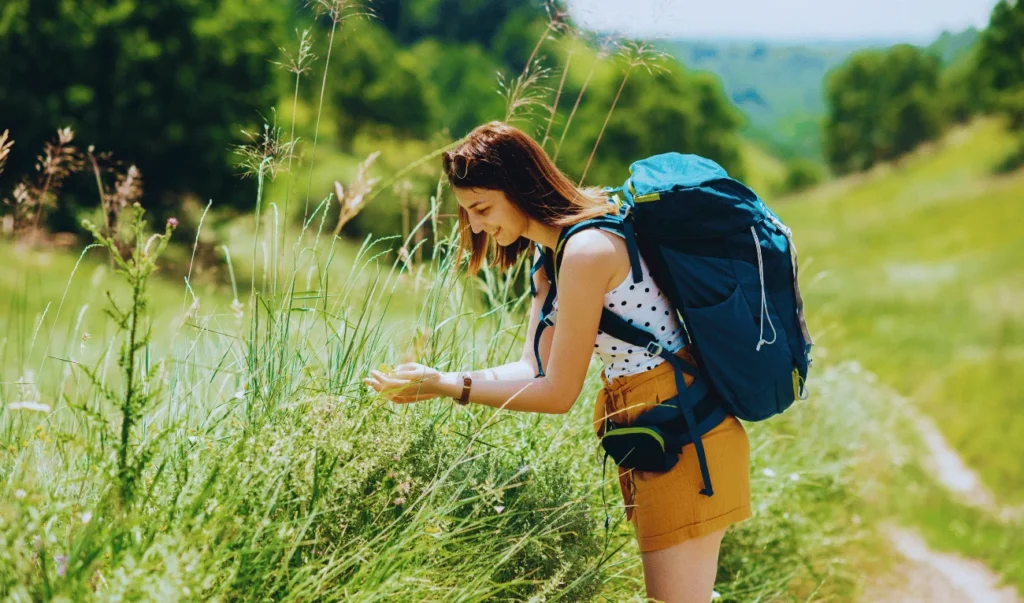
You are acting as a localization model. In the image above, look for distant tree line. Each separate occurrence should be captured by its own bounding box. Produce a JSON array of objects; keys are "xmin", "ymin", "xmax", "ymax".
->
[
  {"xmin": 823, "ymin": 0, "xmax": 1024, "ymax": 175},
  {"xmin": 1, "ymin": 0, "xmax": 746, "ymax": 239},
  {"xmin": 0, "ymin": 0, "xmax": 286, "ymax": 228}
]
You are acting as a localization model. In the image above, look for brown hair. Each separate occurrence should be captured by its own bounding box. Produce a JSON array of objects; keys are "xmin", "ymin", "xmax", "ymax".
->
[{"xmin": 442, "ymin": 121, "xmax": 615, "ymax": 274}]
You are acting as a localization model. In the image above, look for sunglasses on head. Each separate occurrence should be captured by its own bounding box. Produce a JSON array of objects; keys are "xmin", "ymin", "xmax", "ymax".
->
[{"xmin": 443, "ymin": 152, "xmax": 471, "ymax": 179}]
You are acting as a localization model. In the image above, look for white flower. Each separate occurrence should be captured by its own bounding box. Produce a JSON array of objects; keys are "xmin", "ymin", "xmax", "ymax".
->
[
  {"xmin": 234, "ymin": 390, "xmax": 245, "ymax": 400},
  {"xmin": 762, "ymin": 468, "xmax": 776, "ymax": 478},
  {"xmin": 80, "ymin": 511, "xmax": 92, "ymax": 524},
  {"xmin": 789, "ymin": 473, "xmax": 800, "ymax": 482},
  {"xmin": 7, "ymin": 401, "xmax": 51, "ymax": 413},
  {"xmin": 712, "ymin": 591, "xmax": 721, "ymax": 600},
  {"xmin": 14, "ymin": 489, "xmax": 26, "ymax": 499},
  {"xmin": 494, "ymin": 505, "xmax": 505, "ymax": 514}
]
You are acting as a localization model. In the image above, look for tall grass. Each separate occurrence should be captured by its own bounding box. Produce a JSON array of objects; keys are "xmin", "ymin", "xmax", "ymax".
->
[{"xmin": 0, "ymin": 185, "xmax": 896, "ymax": 600}]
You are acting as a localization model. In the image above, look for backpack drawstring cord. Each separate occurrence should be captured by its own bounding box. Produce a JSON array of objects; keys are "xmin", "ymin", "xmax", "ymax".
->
[{"xmin": 751, "ymin": 226, "xmax": 777, "ymax": 351}]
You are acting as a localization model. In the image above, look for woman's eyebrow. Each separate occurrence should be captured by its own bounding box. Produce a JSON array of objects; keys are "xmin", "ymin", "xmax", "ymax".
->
[{"xmin": 467, "ymin": 200, "xmax": 484, "ymax": 210}]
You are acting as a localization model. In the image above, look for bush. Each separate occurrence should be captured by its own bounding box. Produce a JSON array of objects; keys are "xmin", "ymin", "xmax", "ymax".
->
[
  {"xmin": 0, "ymin": 0, "xmax": 287, "ymax": 225},
  {"xmin": 556, "ymin": 56, "xmax": 745, "ymax": 188},
  {"xmin": 824, "ymin": 45, "xmax": 945, "ymax": 174},
  {"xmin": 781, "ymin": 159, "xmax": 827, "ymax": 195}
]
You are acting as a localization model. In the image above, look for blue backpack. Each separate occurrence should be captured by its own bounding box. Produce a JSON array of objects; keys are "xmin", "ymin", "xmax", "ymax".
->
[{"xmin": 531, "ymin": 153, "xmax": 813, "ymax": 497}]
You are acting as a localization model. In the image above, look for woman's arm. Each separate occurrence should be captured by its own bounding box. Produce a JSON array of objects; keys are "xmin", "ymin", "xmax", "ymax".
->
[{"xmin": 372, "ymin": 230, "xmax": 618, "ymax": 414}]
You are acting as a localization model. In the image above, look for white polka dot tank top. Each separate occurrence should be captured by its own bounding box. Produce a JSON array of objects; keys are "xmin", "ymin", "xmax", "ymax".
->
[{"xmin": 550, "ymin": 251, "xmax": 686, "ymax": 379}]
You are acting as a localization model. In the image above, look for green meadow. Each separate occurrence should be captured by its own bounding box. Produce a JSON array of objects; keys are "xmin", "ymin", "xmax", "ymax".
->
[
  {"xmin": 1, "ymin": 116, "xmax": 1021, "ymax": 599},
  {"xmin": 780, "ymin": 118, "xmax": 1024, "ymax": 504}
]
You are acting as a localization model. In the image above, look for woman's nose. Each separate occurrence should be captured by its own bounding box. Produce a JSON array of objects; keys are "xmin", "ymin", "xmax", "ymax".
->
[{"xmin": 468, "ymin": 214, "xmax": 484, "ymax": 234}]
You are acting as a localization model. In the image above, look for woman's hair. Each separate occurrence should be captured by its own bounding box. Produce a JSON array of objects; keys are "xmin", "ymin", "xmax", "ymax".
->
[{"xmin": 442, "ymin": 121, "xmax": 615, "ymax": 274}]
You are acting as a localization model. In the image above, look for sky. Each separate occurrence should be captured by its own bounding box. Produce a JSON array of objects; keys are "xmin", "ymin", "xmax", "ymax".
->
[{"xmin": 563, "ymin": 0, "xmax": 1001, "ymax": 42}]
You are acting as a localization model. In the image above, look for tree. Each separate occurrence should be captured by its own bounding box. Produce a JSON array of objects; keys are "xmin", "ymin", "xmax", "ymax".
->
[
  {"xmin": 556, "ymin": 58, "xmax": 745, "ymax": 189},
  {"xmin": 975, "ymin": 0, "xmax": 1024, "ymax": 111},
  {"xmin": 823, "ymin": 45, "xmax": 944, "ymax": 174},
  {"xmin": 317, "ymin": 21, "xmax": 437, "ymax": 148},
  {"xmin": 0, "ymin": 0, "xmax": 287, "ymax": 226},
  {"xmin": 410, "ymin": 39, "xmax": 507, "ymax": 137},
  {"xmin": 975, "ymin": 0, "xmax": 1024, "ymax": 130},
  {"xmin": 371, "ymin": 0, "xmax": 554, "ymax": 49},
  {"xmin": 781, "ymin": 159, "xmax": 827, "ymax": 195}
]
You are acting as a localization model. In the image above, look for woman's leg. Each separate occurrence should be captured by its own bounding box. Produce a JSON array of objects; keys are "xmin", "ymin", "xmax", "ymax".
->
[{"xmin": 640, "ymin": 529, "xmax": 725, "ymax": 603}]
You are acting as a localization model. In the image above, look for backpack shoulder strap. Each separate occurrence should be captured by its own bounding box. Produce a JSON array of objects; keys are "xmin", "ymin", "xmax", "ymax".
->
[
  {"xmin": 552, "ymin": 214, "xmax": 642, "ymax": 284},
  {"xmin": 531, "ymin": 204, "xmax": 644, "ymax": 377},
  {"xmin": 532, "ymin": 245, "xmax": 557, "ymax": 377}
]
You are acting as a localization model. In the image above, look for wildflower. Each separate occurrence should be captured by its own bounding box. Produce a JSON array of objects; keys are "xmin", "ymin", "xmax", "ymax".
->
[
  {"xmin": 712, "ymin": 590, "xmax": 721, "ymax": 600},
  {"xmin": 494, "ymin": 505, "xmax": 505, "ymax": 514},
  {"xmin": 14, "ymin": 489, "xmax": 26, "ymax": 499},
  {"xmin": 762, "ymin": 468, "xmax": 776, "ymax": 478},
  {"xmin": 789, "ymin": 472, "xmax": 800, "ymax": 482},
  {"xmin": 54, "ymin": 555, "xmax": 68, "ymax": 577},
  {"xmin": 166, "ymin": 217, "xmax": 179, "ymax": 228},
  {"xmin": 80, "ymin": 511, "xmax": 92, "ymax": 524},
  {"xmin": 234, "ymin": 390, "xmax": 245, "ymax": 400},
  {"xmin": 393, "ymin": 497, "xmax": 406, "ymax": 506}
]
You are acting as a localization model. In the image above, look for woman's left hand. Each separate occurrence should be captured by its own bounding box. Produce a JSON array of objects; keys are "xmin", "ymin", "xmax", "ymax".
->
[{"xmin": 364, "ymin": 362, "xmax": 444, "ymax": 404}]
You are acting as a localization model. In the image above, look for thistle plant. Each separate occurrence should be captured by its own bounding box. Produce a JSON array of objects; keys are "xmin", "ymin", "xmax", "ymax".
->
[
  {"xmin": 79, "ymin": 204, "xmax": 178, "ymax": 505},
  {"xmin": 2, "ymin": 127, "xmax": 83, "ymax": 236},
  {"xmin": 86, "ymin": 147, "xmax": 143, "ymax": 255}
]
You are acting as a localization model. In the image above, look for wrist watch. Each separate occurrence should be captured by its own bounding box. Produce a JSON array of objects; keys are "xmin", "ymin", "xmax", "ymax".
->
[{"xmin": 456, "ymin": 374, "xmax": 472, "ymax": 405}]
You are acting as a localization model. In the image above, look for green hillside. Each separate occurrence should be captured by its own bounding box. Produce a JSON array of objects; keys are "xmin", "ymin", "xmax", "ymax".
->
[
  {"xmin": 778, "ymin": 117, "xmax": 1024, "ymax": 505},
  {"xmin": 657, "ymin": 40, "xmax": 879, "ymax": 158},
  {"xmin": 658, "ymin": 29, "xmax": 982, "ymax": 161},
  {"xmin": 928, "ymin": 27, "xmax": 981, "ymax": 65}
]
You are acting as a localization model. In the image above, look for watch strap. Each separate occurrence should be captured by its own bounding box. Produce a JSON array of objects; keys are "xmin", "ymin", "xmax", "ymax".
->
[{"xmin": 457, "ymin": 374, "xmax": 472, "ymax": 405}]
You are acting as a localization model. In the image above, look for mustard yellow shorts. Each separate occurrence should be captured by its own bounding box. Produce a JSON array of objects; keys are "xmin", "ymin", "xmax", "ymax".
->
[{"xmin": 594, "ymin": 348, "xmax": 752, "ymax": 552}]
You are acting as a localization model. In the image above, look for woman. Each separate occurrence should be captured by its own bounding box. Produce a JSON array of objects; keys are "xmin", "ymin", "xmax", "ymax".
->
[{"xmin": 364, "ymin": 121, "xmax": 751, "ymax": 603}]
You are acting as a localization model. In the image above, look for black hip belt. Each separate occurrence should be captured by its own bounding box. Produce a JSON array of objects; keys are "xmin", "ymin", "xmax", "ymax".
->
[{"xmin": 600, "ymin": 392, "xmax": 727, "ymax": 474}]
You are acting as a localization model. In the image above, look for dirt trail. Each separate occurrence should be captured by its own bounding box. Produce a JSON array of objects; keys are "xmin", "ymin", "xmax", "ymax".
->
[
  {"xmin": 860, "ymin": 412, "xmax": 1021, "ymax": 602},
  {"xmin": 914, "ymin": 415, "xmax": 1024, "ymax": 523},
  {"xmin": 861, "ymin": 525, "xmax": 1020, "ymax": 603}
]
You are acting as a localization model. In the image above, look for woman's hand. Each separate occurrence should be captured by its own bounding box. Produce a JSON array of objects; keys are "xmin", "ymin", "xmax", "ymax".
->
[{"xmin": 363, "ymin": 362, "xmax": 445, "ymax": 404}]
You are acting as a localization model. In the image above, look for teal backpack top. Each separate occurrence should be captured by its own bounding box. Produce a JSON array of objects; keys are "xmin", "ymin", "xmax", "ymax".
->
[{"xmin": 531, "ymin": 153, "xmax": 813, "ymax": 497}]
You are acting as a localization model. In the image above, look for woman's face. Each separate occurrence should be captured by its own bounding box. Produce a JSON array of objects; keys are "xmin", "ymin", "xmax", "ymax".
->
[{"xmin": 453, "ymin": 187, "xmax": 528, "ymax": 247}]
